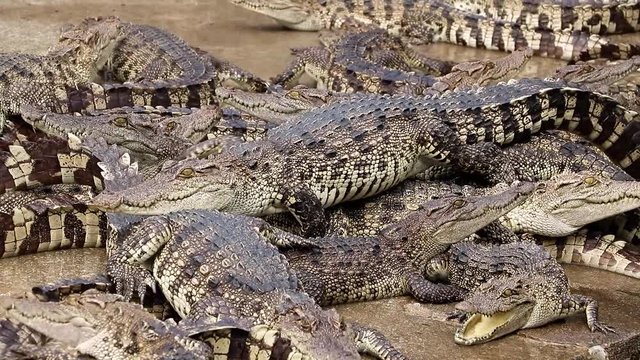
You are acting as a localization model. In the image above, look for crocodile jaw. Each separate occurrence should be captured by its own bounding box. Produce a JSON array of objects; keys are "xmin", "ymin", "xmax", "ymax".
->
[
  {"xmin": 454, "ymin": 304, "xmax": 534, "ymax": 345},
  {"xmin": 229, "ymin": 0, "xmax": 323, "ymax": 30}
]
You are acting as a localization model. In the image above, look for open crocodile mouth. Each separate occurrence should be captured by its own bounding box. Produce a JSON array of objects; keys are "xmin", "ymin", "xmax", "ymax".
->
[{"xmin": 454, "ymin": 305, "xmax": 533, "ymax": 345}]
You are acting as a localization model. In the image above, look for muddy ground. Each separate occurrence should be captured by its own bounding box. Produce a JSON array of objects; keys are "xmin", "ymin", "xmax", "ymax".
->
[{"xmin": 0, "ymin": 1, "xmax": 639, "ymax": 359}]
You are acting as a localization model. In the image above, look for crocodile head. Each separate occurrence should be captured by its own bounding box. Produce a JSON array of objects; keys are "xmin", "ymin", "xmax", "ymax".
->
[
  {"xmin": 21, "ymin": 106, "xmax": 200, "ymax": 167},
  {"xmin": 229, "ymin": 0, "xmax": 324, "ymax": 30},
  {"xmin": 502, "ymin": 172, "xmax": 640, "ymax": 236},
  {"xmin": 270, "ymin": 292, "xmax": 361, "ymax": 359},
  {"xmin": 454, "ymin": 273, "xmax": 562, "ymax": 345},
  {"xmin": 216, "ymin": 86, "xmax": 331, "ymax": 122},
  {"xmin": 383, "ymin": 181, "xmax": 535, "ymax": 244},
  {"xmin": 48, "ymin": 16, "xmax": 125, "ymax": 82},
  {"xmin": 90, "ymin": 157, "xmax": 242, "ymax": 214}
]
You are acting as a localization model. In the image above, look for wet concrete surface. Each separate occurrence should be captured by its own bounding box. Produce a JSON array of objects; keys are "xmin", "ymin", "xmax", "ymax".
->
[{"xmin": 0, "ymin": 1, "xmax": 639, "ymax": 359}]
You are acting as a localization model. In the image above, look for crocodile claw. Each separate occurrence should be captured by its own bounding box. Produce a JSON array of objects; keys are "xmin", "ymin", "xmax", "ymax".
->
[
  {"xmin": 107, "ymin": 262, "xmax": 156, "ymax": 303},
  {"xmin": 590, "ymin": 321, "xmax": 616, "ymax": 334}
]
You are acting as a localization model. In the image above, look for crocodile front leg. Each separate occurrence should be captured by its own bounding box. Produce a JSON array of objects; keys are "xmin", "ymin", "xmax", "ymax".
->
[
  {"xmin": 407, "ymin": 272, "xmax": 467, "ymax": 303},
  {"xmin": 281, "ymin": 183, "xmax": 328, "ymax": 237},
  {"xmin": 107, "ymin": 216, "xmax": 172, "ymax": 301}
]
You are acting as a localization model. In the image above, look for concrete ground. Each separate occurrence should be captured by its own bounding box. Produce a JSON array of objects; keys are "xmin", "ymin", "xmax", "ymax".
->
[{"xmin": 0, "ymin": 1, "xmax": 639, "ymax": 359}]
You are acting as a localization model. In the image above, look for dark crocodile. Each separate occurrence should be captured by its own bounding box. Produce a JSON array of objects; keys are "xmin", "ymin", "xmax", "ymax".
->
[
  {"xmin": 90, "ymin": 78, "xmax": 640, "ymax": 236},
  {"xmin": 0, "ymin": 290, "xmax": 212, "ymax": 360},
  {"xmin": 282, "ymin": 182, "xmax": 534, "ymax": 306},
  {"xmin": 424, "ymin": 239, "xmax": 613, "ymax": 345},
  {"xmin": 272, "ymin": 28, "xmax": 443, "ymax": 95},
  {"xmin": 229, "ymin": 0, "xmax": 640, "ymax": 61}
]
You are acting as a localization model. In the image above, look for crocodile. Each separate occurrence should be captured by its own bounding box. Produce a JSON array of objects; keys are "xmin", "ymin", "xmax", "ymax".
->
[
  {"xmin": 440, "ymin": 0, "xmax": 640, "ymax": 35},
  {"xmin": 215, "ymin": 85, "xmax": 336, "ymax": 123},
  {"xmin": 272, "ymin": 28, "xmax": 444, "ymax": 94},
  {"xmin": 0, "ymin": 17, "xmax": 122, "ymax": 132},
  {"xmin": 423, "ymin": 239, "xmax": 613, "ymax": 345},
  {"xmin": 281, "ymin": 182, "xmax": 534, "ymax": 306},
  {"xmin": 267, "ymin": 172, "xmax": 640, "ymax": 240},
  {"xmin": 18, "ymin": 105, "xmax": 221, "ymax": 169},
  {"xmin": 429, "ymin": 47, "xmax": 534, "ymax": 93},
  {"xmin": 273, "ymin": 30, "xmax": 531, "ymax": 95},
  {"xmin": 107, "ymin": 208, "xmax": 411, "ymax": 360},
  {"xmin": 0, "ymin": 290, "xmax": 212, "ymax": 359},
  {"xmin": 58, "ymin": 16, "xmax": 268, "ymax": 92},
  {"xmin": 229, "ymin": 0, "xmax": 640, "ymax": 61},
  {"xmin": 90, "ymin": 78, "xmax": 640, "ymax": 236}
]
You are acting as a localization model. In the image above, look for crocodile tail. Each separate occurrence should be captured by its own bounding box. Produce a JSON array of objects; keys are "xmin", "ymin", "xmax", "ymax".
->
[
  {"xmin": 537, "ymin": 230, "xmax": 640, "ymax": 279},
  {"xmin": 65, "ymin": 80, "xmax": 216, "ymax": 112},
  {"xmin": 577, "ymin": 36, "xmax": 640, "ymax": 62},
  {"xmin": 0, "ymin": 122, "xmax": 104, "ymax": 194},
  {"xmin": 487, "ymin": 84, "xmax": 640, "ymax": 179}
]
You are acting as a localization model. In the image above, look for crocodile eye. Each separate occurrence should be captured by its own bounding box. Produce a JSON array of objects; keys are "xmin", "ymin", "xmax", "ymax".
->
[
  {"xmin": 583, "ymin": 176, "xmax": 598, "ymax": 186},
  {"xmin": 165, "ymin": 121, "xmax": 176, "ymax": 132},
  {"xmin": 287, "ymin": 90, "xmax": 301, "ymax": 99},
  {"xmin": 453, "ymin": 199, "xmax": 465, "ymax": 208},
  {"xmin": 178, "ymin": 167, "xmax": 195, "ymax": 178},
  {"xmin": 113, "ymin": 117, "xmax": 128, "ymax": 127},
  {"xmin": 500, "ymin": 289, "xmax": 513, "ymax": 297}
]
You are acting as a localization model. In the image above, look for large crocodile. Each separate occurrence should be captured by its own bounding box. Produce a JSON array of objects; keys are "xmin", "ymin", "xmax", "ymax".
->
[
  {"xmin": 229, "ymin": 0, "xmax": 640, "ymax": 61},
  {"xmin": 424, "ymin": 239, "xmax": 613, "ymax": 345},
  {"xmin": 90, "ymin": 79, "xmax": 640, "ymax": 236},
  {"xmin": 107, "ymin": 208, "xmax": 410, "ymax": 360},
  {"xmin": 280, "ymin": 182, "xmax": 534, "ymax": 306}
]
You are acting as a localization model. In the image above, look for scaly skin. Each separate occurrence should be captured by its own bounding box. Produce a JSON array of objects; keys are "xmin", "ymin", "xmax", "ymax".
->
[
  {"xmin": 538, "ymin": 228, "xmax": 640, "ymax": 279},
  {"xmin": 0, "ymin": 121, "xmax": 104, "ymax": 194},
  {"xmin": 440, "ymin": 0, "xmax": 640, "ymax": 35},
  {"xmin": 229, "ymin": 0, "xmax": 640, "ymax": 61},
  {"xmin": 283, "ymin": 182, "xmax": 534, "ymax": 306},
  {"xmin": 0, "ymin": 16, "xmax": 123, "ymax": 133},
  {"xmin": 19, "ymin": 105, "xmax": 220, "ymax": 169},
  {"xmin": 90, "ymin": 79, "xmax": 640, "ymax": 237},
  {"xmin": 0, "ymin": 184, "xmax": 108, "ymax": 258},
  {"xmin": 0, "ymin": 290, "xmax": 212, "ymax": 359},
  {"xmin": 429, "ymin": 47, "xmax": 534, "ymax": 93},
  {"xmin": 424, "ymin": 240, "xmax": 613, "ymax": 345},
  {"xmin": 61, "ymin": 16, "xmax": 268, "ymax": 92}
]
